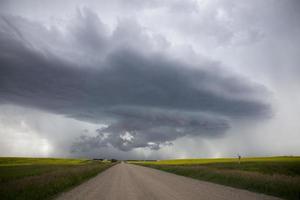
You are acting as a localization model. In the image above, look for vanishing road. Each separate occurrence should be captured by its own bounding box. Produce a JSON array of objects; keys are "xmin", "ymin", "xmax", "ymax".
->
[{"xmin": 56, "ymin": 163, "xmax": 281, "ymax": 200}]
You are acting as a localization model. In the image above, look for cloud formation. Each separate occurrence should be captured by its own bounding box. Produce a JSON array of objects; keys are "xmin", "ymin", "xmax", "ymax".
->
[{"xmin": 0, "ymin": 8, "xmax": 271, "ymax": 152}]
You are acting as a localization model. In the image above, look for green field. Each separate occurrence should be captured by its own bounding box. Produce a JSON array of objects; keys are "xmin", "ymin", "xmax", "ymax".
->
[
  {"xmin": 131, "ymin": 156, "xmax": 300, "ymax": 200},
  {"xmin": 0, "ymin": 157, "xmax": 114, "ymax": 200}
]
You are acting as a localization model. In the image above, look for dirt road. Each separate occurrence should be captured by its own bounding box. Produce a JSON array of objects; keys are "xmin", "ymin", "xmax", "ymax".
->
[{"xmin": 56, "ymin": 162, "xmax": 281, "ymax": 200}]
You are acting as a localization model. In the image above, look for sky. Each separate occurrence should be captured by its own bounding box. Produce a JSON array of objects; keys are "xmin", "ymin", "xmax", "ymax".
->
[{"xmin": 0, "ymin": 0, "xmax": 299, "ymax": 160}]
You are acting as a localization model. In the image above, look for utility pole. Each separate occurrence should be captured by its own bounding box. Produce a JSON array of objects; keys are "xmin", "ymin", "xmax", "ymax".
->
[{"xmin": 237, "ymin": 154, "xmax": 241, "ymax": 164}]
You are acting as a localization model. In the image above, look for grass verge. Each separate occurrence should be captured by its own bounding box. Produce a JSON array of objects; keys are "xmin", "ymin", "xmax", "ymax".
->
[{"xmin": 0, "ymin": 157, "xmax": 114, "ymax": 200}]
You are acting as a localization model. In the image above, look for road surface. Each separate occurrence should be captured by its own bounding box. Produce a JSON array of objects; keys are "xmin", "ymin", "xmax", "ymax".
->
[{"xmin": 56, "ymin": 162, "xmax": 281, "ymax": 200}]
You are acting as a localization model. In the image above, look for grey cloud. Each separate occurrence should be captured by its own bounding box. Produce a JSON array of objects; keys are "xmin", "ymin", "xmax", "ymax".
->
[
  {"xmin": 0, "ymin": 10, "xmax": 271, "ymax": 152},
  {"xmin": 70, "ymin": 8, "xmax": 109, "ymax": 53},
  {"xmin": 71, "ymin": 107, "xmax": 229, "ymax": 151},
  {"xmin": 145, "ymin": 0, "xmax": 300, "ymax": 49}
]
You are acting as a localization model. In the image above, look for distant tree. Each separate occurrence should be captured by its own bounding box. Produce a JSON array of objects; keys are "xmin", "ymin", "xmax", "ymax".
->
[
  {"xmin": 111, "ymin": 159, "xmax": 118, "ymax": 163},
  {"xmin": 93, "ymin": 158, "xmax": 104, "ymax": 161}
]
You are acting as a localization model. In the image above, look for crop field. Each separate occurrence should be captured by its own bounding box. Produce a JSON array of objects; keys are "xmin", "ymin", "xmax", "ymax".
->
[
  {"xmin": 131, "ymin": 156, "xmax": 300, "ymax": 200},
  {"xmin": 0, "ymin": 157, "xmax": 113, "ymax": 200}
]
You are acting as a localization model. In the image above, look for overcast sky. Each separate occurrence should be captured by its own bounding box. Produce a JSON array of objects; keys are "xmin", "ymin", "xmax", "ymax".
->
[{"xmin": 0, "ymin": 0, "xmax": 299, "ymax": 159}]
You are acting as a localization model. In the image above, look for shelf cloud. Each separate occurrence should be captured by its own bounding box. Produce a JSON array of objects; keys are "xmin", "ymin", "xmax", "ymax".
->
[
  {"xmin": 0, "ymin": 10, "xmax": 271, "ymax": 152},
  {"xmin": 1, "ymin": 0, "xmax": 299, "ymax": 158}
]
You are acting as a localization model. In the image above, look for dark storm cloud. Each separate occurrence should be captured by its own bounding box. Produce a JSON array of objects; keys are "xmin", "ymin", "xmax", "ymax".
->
[
  {"xmin": 72, "ymin": 107, "xmax": 229, "ymax": 152},
  {"xmin": 0, "ymin": 10, "xmax": 271, "ymax": 151}
]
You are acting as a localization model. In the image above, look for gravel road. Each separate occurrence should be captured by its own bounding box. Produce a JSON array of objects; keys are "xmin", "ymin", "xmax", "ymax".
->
[{"xmin": 55, "ymin": 162, "xmax": 281, "ymax": 200}]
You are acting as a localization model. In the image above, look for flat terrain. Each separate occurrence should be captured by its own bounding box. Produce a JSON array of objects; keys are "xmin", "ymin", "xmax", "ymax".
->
[
  {"xmin": 0, "ymin": 157, "xmax": 113, "ymax": 200},
  {"xmin": 132, "ymin": 156, "xmax": 300, "ymax": 200},
  {"xmin": 132, "ymin": 156, "xmax": 300, "ymax": 167},
  {"xmin": 56, "ymin": 162, "xmax": 280, "ymax": 200}
]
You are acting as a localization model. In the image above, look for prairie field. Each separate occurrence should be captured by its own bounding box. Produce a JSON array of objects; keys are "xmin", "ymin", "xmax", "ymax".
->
[
  {"xmin": 0, "ymin": 157, "xmax": 113, "ymax": 200},
  {"xmin": 131, "ymin": 156, "xmax": 300, "ymax": 200}
]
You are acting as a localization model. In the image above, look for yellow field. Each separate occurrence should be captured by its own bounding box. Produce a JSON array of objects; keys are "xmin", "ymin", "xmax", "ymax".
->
[
  {"xmin": 0, "ymin": 157, "xmax": 91, "ymax": 166},
  {"xmin": 130, "ymin": 156, "xmax": 300, "ymax": 165}
]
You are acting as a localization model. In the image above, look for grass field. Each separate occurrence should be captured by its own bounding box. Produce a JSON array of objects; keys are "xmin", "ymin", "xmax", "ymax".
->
[
  {"xmin": 0, "ymin": 157, "xmax": 114, "ymax": 200},
  {"xmin": 131, "ymin": 156, "xmax": 300, "ymax": 200}
]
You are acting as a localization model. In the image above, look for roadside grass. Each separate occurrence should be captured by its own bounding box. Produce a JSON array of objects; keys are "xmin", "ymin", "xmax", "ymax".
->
[
  {"xmin": 132, "ymin": 156, "xmax": 300, "ymax": 200},
  {"xmin": 0, "ymin": 157, "xmax": 114, "ymax": 200}
]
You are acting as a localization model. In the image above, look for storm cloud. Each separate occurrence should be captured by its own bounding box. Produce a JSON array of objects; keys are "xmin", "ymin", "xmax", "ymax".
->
[{"xmin": 0, "ymin": 8, "xmax": 271, "ymax": 152}]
